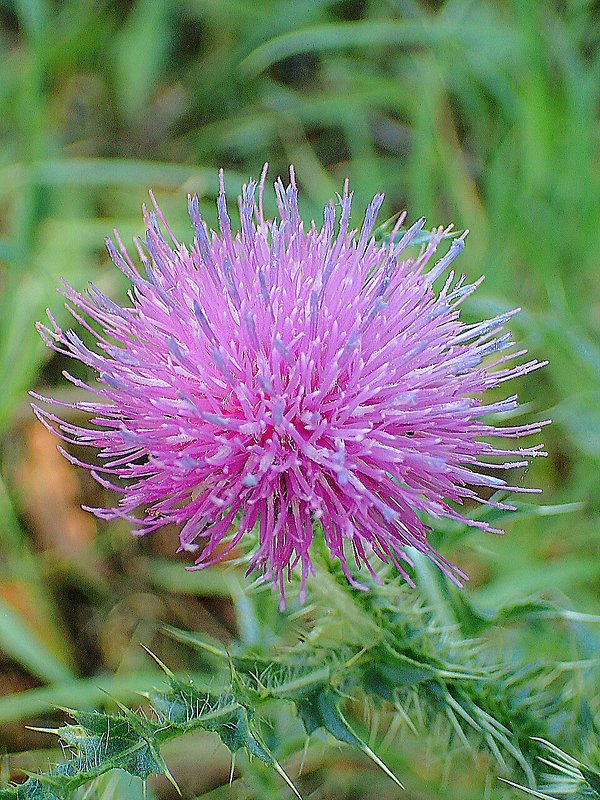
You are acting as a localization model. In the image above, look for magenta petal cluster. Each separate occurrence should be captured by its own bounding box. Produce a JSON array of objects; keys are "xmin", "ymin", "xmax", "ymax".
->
[{"xmin": 34, "ymin": 167, "xmax": 547, "ymax": 601}]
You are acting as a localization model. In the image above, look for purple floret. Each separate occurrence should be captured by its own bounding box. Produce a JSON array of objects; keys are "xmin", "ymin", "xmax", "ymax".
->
[{"xmin": 33, "ymin": 166, "xmax": 548, "ymax": 603}]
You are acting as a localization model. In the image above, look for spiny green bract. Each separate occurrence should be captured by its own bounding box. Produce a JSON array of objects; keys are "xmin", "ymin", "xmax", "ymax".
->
[{"xmin": 502, "ymin": 739, "xmax": 600, "ymax": 800}]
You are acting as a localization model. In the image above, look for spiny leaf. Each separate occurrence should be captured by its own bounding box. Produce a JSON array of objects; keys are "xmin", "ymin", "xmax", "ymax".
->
[
  {"xmin": 580, "ymin": 768, "xmax": 600, "ymax": 796},
  {"xmin": 148, "ymin": 677, "xmax": 301, "ymax": 796},
  {"xmin": 232, "ymin": 653, "xmax": 332, "ymax": 701},
  {"xmin": 295, "ymin": 688, "xmax": 403, "ymax": 788},
  {"xmin": 296, "ymin": 688, "xmax": 362, "ymax": 748}
]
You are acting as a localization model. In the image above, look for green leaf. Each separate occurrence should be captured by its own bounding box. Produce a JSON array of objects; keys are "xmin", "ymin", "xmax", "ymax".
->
[
  {"xmin": 16, "ymin": 159, "xmax": 243, "ymax": 191},
  {"xmin": 65, "ymin": 711, "xmax": 162, "ymax": 779},
  {"xmin": 0, "ymin": 596, "xmax": 73, "ymax": 684},
  {"xmin": 296, "ymin": 688, "xmax": 361, "ymax": 748},
  {"xmin": 0, "ymin": 672, "xmax": 197, "ymax": 724},
  {"xmin": 111, "ymin": 0, "xmax": 173, "ymax": 122},
  {"xmin": 361, "ymin": 657, "xmax": 434, "ymax": 701},
  {"xmin": 147, "ymin": 559, "xmax": 233, "ymax": 597},
  {"xmin": 580, "ymin": 768, "xmax": 600, "ymax": 797},
  {"xmin": 551, "ymin": 391, "xmax": 600, "ymax": 459},
  {"xmin": 241, "ymin": 20, "xmax": 443, "ymax": 75}
]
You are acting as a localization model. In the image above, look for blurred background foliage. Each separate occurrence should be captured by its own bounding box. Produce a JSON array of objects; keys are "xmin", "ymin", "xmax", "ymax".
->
[{"xmin": 0, "ymin": 0, "xmax": 599, "ymax": 797}]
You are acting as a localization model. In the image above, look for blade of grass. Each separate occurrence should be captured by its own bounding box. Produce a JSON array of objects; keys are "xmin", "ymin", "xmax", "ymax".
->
[
  {"xmin": 0, "ymin": 475, "xmax": 77, "ymax": 676},
  {"xmin": 0, "ymin": 596, "xmax": 73, "ymax": 684},
  {"xmin": 147, "ymin": 559, "xmax": 233, "ymax": 597},
  {"xmin": 0, "ymin": 671, "xmax": 209, "ymax": 724},
  {"xmin": 241, "ymin": 19, "xmax": 444, "ymax": 75}
]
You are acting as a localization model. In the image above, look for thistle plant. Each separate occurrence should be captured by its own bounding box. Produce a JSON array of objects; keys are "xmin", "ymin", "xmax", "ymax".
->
[
  {"xmin": 2, "ymin": 555, "xmax": 600, "ymax": 799},
  {"xmin": 10, "ymin": 168, "xmax": 598, "ymax": 800}
]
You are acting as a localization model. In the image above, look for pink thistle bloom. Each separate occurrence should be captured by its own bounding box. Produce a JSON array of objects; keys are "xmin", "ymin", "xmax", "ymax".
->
[{"xmin": 33, "ymin": 167, "xmax": 547, "ymax": 603}]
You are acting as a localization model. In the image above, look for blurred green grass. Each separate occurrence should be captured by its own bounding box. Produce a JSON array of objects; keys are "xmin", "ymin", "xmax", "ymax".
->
[{"xmin": 0, "ymin": 0, "xmax": 599, "ymax": 797}]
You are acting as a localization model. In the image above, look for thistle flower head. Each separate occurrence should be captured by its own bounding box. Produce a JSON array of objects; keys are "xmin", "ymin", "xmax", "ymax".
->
[{"xmin": 34, "ymin": 167, "xmax": 547, "ymax": 603}]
